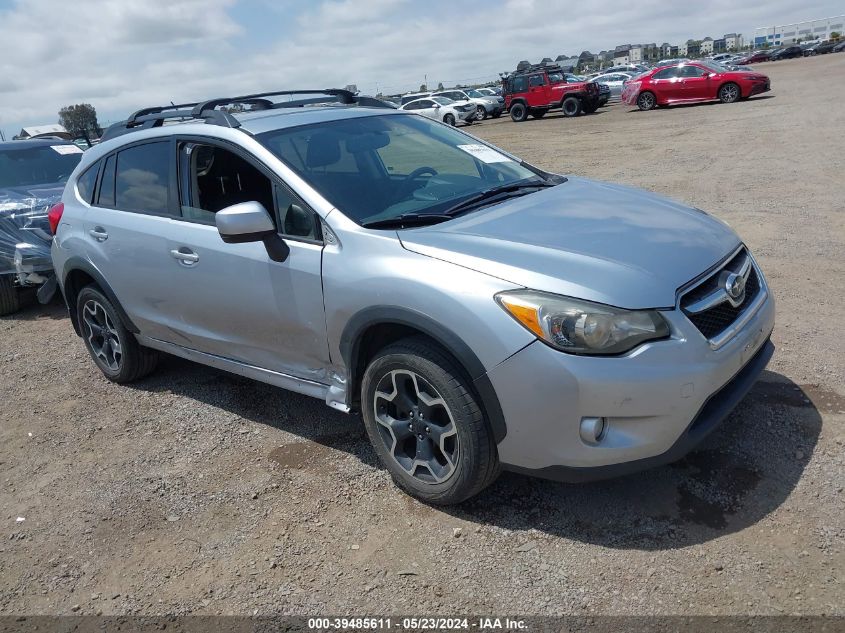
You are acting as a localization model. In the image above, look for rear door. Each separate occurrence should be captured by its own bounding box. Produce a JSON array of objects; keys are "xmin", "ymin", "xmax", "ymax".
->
[
  {"xmin": 649, "ymin": 66, "xmax": 682, "ymax": 101},
  {"xmin": 82, "ymin": 139, "xmax": 189, "ymax": 342}
]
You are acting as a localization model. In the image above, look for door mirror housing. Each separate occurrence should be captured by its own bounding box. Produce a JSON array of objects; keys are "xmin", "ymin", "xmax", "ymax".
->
[
  {"xmin": 216, "ymin": 201, "xmax": 275, "ymax": 244},
  {"xmin": 433, "ymin": 103, "xmax": 441, "ymax": 109},
  {"xmin": 216, "ymin": 201, "xmax": 290, "ymax": 263}
]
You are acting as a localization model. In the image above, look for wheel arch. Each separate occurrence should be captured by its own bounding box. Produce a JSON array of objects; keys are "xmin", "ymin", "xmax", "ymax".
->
[
  {"xmin": 508, "ymin": 98, "xmax": 528, "ymax": 110},
  {"xmin": 61, "ymin": 256, "xmax": 139, "ymax": 336},
  {"xmin": 340, "ymin": 306, "xmax": 507, "ymax": 443},
  {"xmin": 718, "ymin": 80, "xmax": 743, "ymax": 98}
]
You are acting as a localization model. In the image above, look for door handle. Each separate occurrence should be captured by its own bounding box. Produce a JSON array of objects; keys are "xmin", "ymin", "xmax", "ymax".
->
[
  {"xmin": 170, "ymin": 248, "xmax": 199, "ymax": 265},
  {"xmin": 88, "ymin": 227, "xmax": 108, "ymax": 241}
]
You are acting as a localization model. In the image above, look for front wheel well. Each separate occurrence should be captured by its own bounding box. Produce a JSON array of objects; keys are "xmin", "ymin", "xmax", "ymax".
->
[{"xmin": 345, "ymin": 319, "xmax": 507, "ymax": 443}]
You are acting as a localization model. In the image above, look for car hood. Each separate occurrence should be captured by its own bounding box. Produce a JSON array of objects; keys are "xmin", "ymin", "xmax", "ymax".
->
[
  {"xmin": 0, "ymin": 182, "xmax": 65, "ymax": 215},
  {"xmin": 398, "ymin": 177, "xmax": 741, "ymax": 309}
]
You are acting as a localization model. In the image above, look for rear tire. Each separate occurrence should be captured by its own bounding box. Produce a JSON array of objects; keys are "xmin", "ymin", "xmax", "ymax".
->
[
  {"xmin": 443, "ymin": 113, "xmax": 456, "ymax": 126},
  {"xmin": 509, "ymin": 102, "xmax": 528, "ymax": 122},
  {"xmin": 361, "ymin": 337, "xmax": 500, "ymax": 505},
  {"xmin": 718, "ymin": 82, "xmax": 741, "ymax": 103},
  {"xmin": 0, "ymin": 274, "xmax": 21, "ymax": 316},
  {"xmin": 76, "ymin": 285, "xmax": 158, "ymax": 383},
  {"xmin": 637, "ymin": 91, "xmax": 656, "ymax": 111},
  {"xmin": 561, "ymin": 96, "xmax": 581, "ymax": 117}
]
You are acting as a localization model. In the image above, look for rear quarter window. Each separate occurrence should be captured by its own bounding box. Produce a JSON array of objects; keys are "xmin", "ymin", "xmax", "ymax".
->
[{"xmin": 76, "ymin": 162, "xmax": 99, "ymax": 204}]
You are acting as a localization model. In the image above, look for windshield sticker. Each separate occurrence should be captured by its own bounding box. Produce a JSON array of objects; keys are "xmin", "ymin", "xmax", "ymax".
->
[
  {"xmin": 457, "ymin": 144, "xmax": 513, "ymax": 164},
  {"xmin": 51, "ymin": 145, "xmax": 83, "ymax": 155}
]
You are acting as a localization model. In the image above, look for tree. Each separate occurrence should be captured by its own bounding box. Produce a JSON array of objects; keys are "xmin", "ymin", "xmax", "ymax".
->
[
  {"xmin": 437, "ymin": 81, "xmax": 444, "ymax": 90},
  {"xmin": 419, "ymin": 83, "xmax": 427, "ymax": 92},
  {"xmin": 58, "ymin": 103, "xmax": 102, "ymax": 140},
  {"xmin": 831, "ymin": 31, "xmax": 841, "ymax": 40}
]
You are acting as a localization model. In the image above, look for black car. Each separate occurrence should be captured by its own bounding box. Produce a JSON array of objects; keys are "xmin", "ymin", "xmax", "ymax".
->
[
  {"xmin": 834, "ymin": 40, "xmax": 845, "ymax": 53},
  {"xmin": 0, "ymin": 139, "xmax": 83, "ymax": 315},
  {"xmin": 806, "ymin": 41, "xmax": 837, "ymax": 55},
  {"xmin": 769, "ymin": 46, "xmax": 803, "ymax": 60}
]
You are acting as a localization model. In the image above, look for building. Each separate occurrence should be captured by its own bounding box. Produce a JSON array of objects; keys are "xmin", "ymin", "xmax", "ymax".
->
[
  {"xmin": 613, "ymin": 44, "xmax": 631, "ymax": 64},
  {"xmin": 14, "ymin": 124, "xmax": 71, "ymax": 140},
  {"xmin": 724, "ymin": 33, "xmax": 743, "ymax": 50},
  {"xmin": 754, "ymin": 15, "xmax": 844, "ymax": 47},
  {"xmin": 701, "ymin": 37, "xmax": 714, "ymax": 54}
]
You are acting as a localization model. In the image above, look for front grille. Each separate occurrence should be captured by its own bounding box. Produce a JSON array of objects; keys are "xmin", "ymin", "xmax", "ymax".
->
[{"xmin": 680, "ymin": 248, "xmax": 762, "ymax": 341}]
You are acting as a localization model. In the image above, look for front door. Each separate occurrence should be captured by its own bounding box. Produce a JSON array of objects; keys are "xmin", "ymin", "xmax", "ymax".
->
[
  {"xmin": 526, "ymin": 73, "xmax": 550, "ymax": 107},
  {"xmin": 163, "ymin": 140, "xmax": 329, "ymax": 379},
  {"xmin": 677, "ymin": 64, "xmax": 713, "ymax": 100}
]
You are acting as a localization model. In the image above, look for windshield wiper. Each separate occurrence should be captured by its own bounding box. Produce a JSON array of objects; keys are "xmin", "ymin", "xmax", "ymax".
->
[
  {"xmin": 441, "ymin": 179, "xmax": 556, "ymax": 218},
  {"xmin": 361, "ymin": 213, "xmax": 454, "ymax": 229}
]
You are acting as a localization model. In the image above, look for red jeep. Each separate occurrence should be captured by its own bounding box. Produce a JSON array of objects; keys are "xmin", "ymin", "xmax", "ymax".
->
[{"xmin": 502, "ymin": 64, "xmax": 601, "ymax": 122}]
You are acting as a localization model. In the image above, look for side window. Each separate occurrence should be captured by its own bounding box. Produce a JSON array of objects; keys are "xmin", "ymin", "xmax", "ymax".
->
[
  {"xmin": 97, "ymin": 154, "xmax": 116, "ymax": 207},
  {"xmin": 276, "ymin": 184, "xmax": 319, "ymax": 240},
  {"xmin": 652, "ymin": 67, "xmax": 678, "ymax": 79},
  {"xmin": 178, "ymin": 143, "xmax": 274, "ymax": 225},
  {"xmin": 529, "ymin": 74, "xmax": 545, "ymax": 87},
  {"xmin": 418, "ymin": 100, "xmax": 434, "ymax": 108},
  {"xmin": 679, "ymin": 65, "xmax": 706, "ymax": 77},
  {"xmin": 115, "ymin": 142, "xmax": 171, "ymax": 215},
  {"xmin": 513, "ymin": 76, "xmax": 528, "ymax": 92},
  {"xmin": 76, "ymin": 162, "xmax": 99, "ymax": 204}
]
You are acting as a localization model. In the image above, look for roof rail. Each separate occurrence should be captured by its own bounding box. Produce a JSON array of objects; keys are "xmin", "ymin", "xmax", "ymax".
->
[{"xmin": 101, "ymin": 89, "xmax": 392, "ymax": 143}]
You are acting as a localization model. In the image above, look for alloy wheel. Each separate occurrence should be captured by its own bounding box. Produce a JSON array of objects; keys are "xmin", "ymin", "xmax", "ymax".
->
[
  {"xmin": 372, "ymin": 369, "xmax": 459, "ymax": 484},
  {"xmin": 82, "ymin": 299, "xmax": 123, "ymax": 371},
  {"xmin": 638, "ymin": 92, "xmax": 655, "ymax": 110},
  {"xmin": 721, "ymin": 84, "xmax": 739, "ymax": 102}
]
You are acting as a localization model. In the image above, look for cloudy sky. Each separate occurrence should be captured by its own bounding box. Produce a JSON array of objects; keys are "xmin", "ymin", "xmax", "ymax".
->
[{"xmin": 0, "ymin": 0, "xmax": 842, "ymax": 136}]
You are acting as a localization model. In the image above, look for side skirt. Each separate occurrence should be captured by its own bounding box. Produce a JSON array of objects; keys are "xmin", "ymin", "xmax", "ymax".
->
[{"xmin": 136, "ymin": 335, "xmax": 334, "ymax": 404}]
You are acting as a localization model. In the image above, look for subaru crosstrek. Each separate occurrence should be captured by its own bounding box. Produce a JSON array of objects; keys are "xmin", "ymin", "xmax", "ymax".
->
[{"xmin": 50, "ymin": 89, "xmax": 775, "ymax": 504}]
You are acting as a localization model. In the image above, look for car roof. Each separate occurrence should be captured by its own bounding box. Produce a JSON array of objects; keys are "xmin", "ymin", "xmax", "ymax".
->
[
  {"xmin": 0, "ymin": 138, "xmax": 76, "ymax": 150},
  {"xmin": 227, "ymin": 105, "xmax": 407, "ymax": 135}
]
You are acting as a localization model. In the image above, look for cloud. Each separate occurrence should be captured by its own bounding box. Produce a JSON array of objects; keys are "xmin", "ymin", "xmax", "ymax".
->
[{"xmin": 0, "ymin": 0, "xmax": 842, "ymax": 135}]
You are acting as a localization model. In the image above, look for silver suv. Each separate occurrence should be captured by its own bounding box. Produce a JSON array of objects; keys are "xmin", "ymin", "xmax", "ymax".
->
[{"xmin": 50, "ymin": 89, "xmax": 775, "ymax": 504}]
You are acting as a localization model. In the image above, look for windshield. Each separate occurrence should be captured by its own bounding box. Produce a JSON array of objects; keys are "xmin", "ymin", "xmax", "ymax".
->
[
  {"xmin": 464, "ymin": 89, "xmax": 484, "ymax": 98},
  {"xmin": 0, "ymin": 145, "xmax": 83, "ymax": 189},
  {"xmin": 697, "ymin": 60, "xmax": 728, "ymax": 72},
  {"xmin": 432, "ymin": 97, "xmax": 454, "ymax": 105},
  {"xmin": 258, "ymin": 114, "xmax": 546, "ymax": 226}
]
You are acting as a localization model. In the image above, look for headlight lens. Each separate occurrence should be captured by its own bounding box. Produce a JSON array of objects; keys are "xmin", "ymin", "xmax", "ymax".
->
[{"xmin": 495, "ymin": 290, "xmax": 670, "ymax": 355}]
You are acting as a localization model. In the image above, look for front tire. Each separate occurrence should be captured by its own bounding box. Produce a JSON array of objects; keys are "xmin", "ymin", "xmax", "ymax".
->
[
  {"xmin": 475, "ymin": 105, "xmax": 487, "ymax": 121},
  {"xmin": 361, "ymin": 337, "xmax": 500, "ymax": 505},
  {"xmin": 77, "ymin": 285, "xmax": 158, "ymax": 383},
  {"xmin": 561, "ymin": 96, "xmax": 581, "ymax": 117},
  {"xmin": 509, "ymin": 102, "xmax": 528, "ymax": 122},
  {"xmin": 719, "ymin": 82, "xmax": 740, "ymax": 103},
  {"xmin": 0, "ymin": 274, "xmax": 21, "ymax": 316},
  {"xmin": 443, "ymin": 113, "xmax": 456, "ymax": 126},
  {"xmin": 637, "ymin": 91, "xmax": 656, "ymax": 111}
]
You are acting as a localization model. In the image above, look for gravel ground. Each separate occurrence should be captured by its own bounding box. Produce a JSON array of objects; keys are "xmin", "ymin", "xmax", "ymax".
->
[{"xmin": 1, "ymin": 55, "xmax": 843, "ymax": 618}]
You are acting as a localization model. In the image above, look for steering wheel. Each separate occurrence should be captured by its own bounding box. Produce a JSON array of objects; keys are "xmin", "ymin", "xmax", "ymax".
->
[{"xmin": 395, "ymin": 166, "xmax": 438, "ymax": 200}]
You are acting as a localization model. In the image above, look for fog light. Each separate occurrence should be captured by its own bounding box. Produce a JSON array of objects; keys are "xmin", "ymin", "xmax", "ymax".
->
[{"xmin": 580, "ymin": 417, "xmax": 607, "ymax": 444}]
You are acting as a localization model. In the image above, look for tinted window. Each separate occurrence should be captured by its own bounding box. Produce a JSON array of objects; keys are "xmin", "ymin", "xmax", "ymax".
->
[
  {"xmin": 76, "ymin": 162, "xmax": 99, "ymax": 204},
  {"xmin": 178, "ymin": 143, "xmax": 273, "ymax": 225},
  {"xmin": 0, "ymin": 144, "xmax": 82, "ymax": 188},
  {"xmin": 98, "ymin": 154, "xmax": 116, "ymax": 207},
  {"xmin": 513, "ymin": 76, "xmax": 528, "ymax": 92},
  {"xmin": 679, "ymin": 65, "xmax": 706, "ymax": 77},
  {"xmin": 528, "ymin": 74, "xmax": 545, "ymax": 87},
  {"xmin": 115, "ymin": 142, "xmax": 171, "ymax": 215},
  {"xmin": 652, "ymin": 67, "xmax": 678, "ymax": 79},
  {"xmin": 276, "ymin": 184, "xmax": 318, "ymax": 240}
]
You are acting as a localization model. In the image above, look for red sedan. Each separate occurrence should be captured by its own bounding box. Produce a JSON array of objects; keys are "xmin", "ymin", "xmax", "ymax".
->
[{"xmin": 622, "ymin": 61, "xmax": 771, "ymax": 111}]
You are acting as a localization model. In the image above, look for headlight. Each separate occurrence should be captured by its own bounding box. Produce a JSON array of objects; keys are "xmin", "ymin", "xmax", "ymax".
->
[{"xmin": 495, "ymin": 290, "xmax": 670, "ymax": 355}]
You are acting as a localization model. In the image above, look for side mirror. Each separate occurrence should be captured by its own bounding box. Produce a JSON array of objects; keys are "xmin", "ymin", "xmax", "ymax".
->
[
  {"xmin": 433, "ymin": 103, "xmax": 441, "ymax": 109},
  {"xmin": 216, "ymin": 201, "xmax": 289, "ymax": 262},
  {"xmin": 216, "ymin": 201, "xmax": 275, "ymax": 244}
]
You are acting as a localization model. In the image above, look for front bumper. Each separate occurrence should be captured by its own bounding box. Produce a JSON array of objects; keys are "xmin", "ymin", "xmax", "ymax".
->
[
  {"xmin": 748, "ymin": 80, "xmax": 771, "ymax": 97},
  {"xmin": 488, "ymin": 291, "xmax": 775, "ymax": 480}
]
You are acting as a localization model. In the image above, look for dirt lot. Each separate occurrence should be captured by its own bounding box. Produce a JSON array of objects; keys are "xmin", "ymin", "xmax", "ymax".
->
[{"xmin": 1, "ymin": 55, "xmax": 843, "ymax": 618}]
